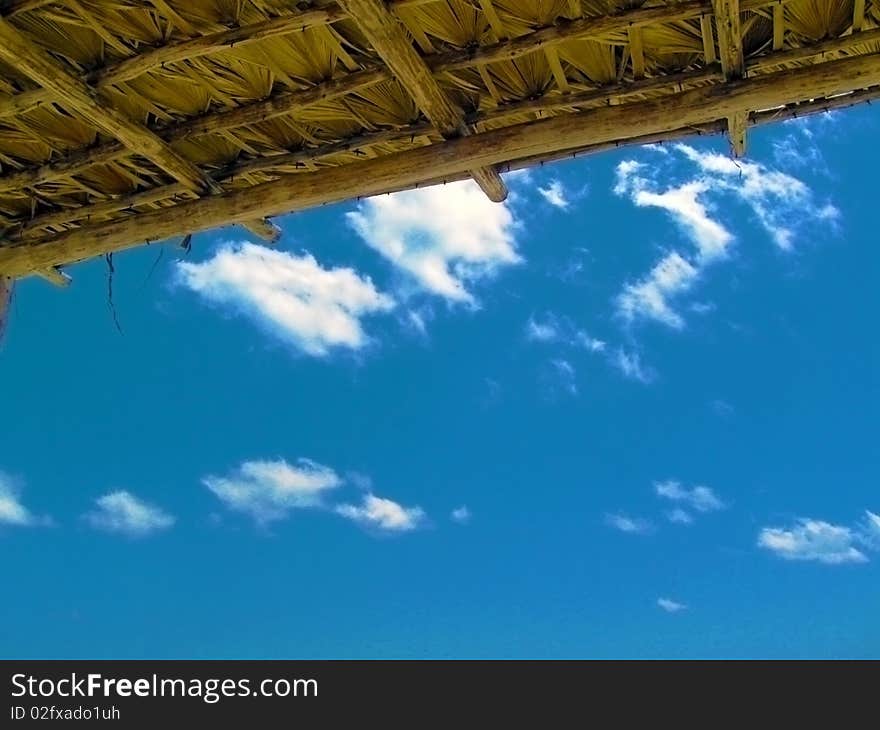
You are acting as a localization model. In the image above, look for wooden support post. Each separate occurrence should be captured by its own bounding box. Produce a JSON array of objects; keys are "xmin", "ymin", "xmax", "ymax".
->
[
  {"xmin": 713, "ymin": 0, "xmax": 747, "ymax": 156},
  {"xmin": 338, "ymin": 0, "xmax": 508, "ymax": 201}
]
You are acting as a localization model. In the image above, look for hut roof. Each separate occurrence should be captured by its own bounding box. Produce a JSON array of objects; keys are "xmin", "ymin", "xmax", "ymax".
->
[{"xmin": 0, "ymin": 0, "xmax": 878, "ymax": 284}]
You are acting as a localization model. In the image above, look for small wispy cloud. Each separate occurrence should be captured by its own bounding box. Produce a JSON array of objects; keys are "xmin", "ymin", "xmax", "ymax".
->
[
  {"xmin": 538, "ymin": 179, "xmax": 571, "ymax": 210},
  {"xmin": 657, "ymin": 597, "xmax": 687, "ymax": 613},
  {"xmin": 346, "ymin": 180, "xmax": 521, "ymax": 305},
  {"xmin": 610, "ymin": 348, "xmax": 654, "ymax": 384},
  {"xmin": 85, "ymin": 491, "xmax": 174, "ymax": 537},
  {"xmin": 336, "ymin": 493, "xmax": 425, "ymax": 533},
  {"xmin": 544, "ymin": 358, "xmax": 578, "ymax": 397},
  {"xmin": 204, "ymin": 458, "xmax": 343, "ymax": 524},
  {"xmin": 451, "ymin": 505, "xmax": 472, "ymax": 525},
  {"xmin": 0, "ymin": 473, "xmax": 49, "ymax": 528},
  {"xmin": 758, "ymin": 511, "xmax": 880, "ymax": 565},
  {"xmin": 176, "ymin": 242, "xmax": 394, "ymax": 357},
  {"xmin": 525, "ymin": 313, "xmax": 605, "ymax": 352},
  {"xmin": 655, "ymin": 480, "xmax": 725, "ymax": 513},
  {"xmin": 605, "ymin": 512, "xmax": 653, "ymax": 535},
  {"xmin": 666, "ymin": 508, "xmax": 694, "ymax": 525}
]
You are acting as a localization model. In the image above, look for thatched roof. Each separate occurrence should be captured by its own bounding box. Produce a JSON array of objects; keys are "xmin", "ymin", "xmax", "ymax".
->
[{"xmin": 0, "ymin": 0, "xmax": 878, "ymax": 287}]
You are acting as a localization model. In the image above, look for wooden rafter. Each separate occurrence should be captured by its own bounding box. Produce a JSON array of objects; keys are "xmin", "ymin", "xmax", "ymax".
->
[
  {"xmin": 1, "ymin": 0, "xmax": 776, "ymax": 197},
  {"xmin": 0, "ymin": 15, "xmax": 279, "ymax": 241},
  {"xmin": 338, "ymin": 0, "xmax": 507, "ymax": 202},
  {"xmin": 713, "ymin": 0, "xmax": 747, "ymax": 156},
  {"xmin": 853, "ymin": 0, "xmax": 866, "ymax": 32},
  {"xmin": 772, "ymin": 3, "xmax": 784, "ymax": 50},
  {"xmin": 2, "ymin": 50, "xmax": 879, "ymax": 279},
  {"xmin": 0, "ymin": 0, "xmax": 790, "ymax": 124},
  {"xmin": 6, "ymin": 27, "xmax": 880, "ymax": 241}
]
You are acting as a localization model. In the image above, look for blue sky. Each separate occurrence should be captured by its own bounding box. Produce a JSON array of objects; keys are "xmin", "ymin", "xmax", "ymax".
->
[{"xmin": 1, "ymin": 106, "xmax": 878, "ymax": 659}]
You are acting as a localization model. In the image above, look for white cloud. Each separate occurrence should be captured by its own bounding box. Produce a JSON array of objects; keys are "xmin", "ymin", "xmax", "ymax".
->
[
  {"xmin": 336, "ymin": 493, "xmax": 425, "ymax": 532},
  {"xmin": 611, "ymin": 348, "xmax": 654, "ymax": 383},
  {"xmin": 605, "ymin": 512, "xmax": 652, "ymax": 535},
  {"xmin": 626, "ymin": 179, "xmax": 733, "ymax": 262},
  {"xmin": 676, "ymin": 144, "xmax": 838, "ymax": 252},
  {"xmin": 451, "ymin": 505, "xmax": 471, "ymax": 524},
  {"xmin": 346, "ymin": 180, "xmax": 521, "ymax": 304},
  {"xmin": 85, "ymin": 491, "xmax": 174, "ymax": 536},
  {"xmin": 525, "ymin": 313, "xmax": 605, "ymax": 352},
  {"xmin": 0, "ymin": 473, "xmax": 46, "ymax": 527},
  {"xmin": 176, "ymin": 242, "xmax": 394, "ymax": 357},
  {"xmin": 758, "ymin": 519, "xmax": 867, "ymax": 565},
  {"xmin": 204, "ymin": 458, "xmax": 342, "ymax": 524},
  {"xmin": 538, "ymin": 179, "xmax": 570, "ymax": 209},
  {"xmin": 613, "ymin": 142, "xmax": 838, "ymax": 329},
  {"xmin": 617, "ymin": 252, "xmax": 699, "ymax": 329},
  {"xmin": 655, "ymin": 480, "xmax": 725, "ymax": 513},
  {"xmin": 666, "ymin": 508, "xmax": 693, "ymax": 525},
  {"xmin": 657, "ymin": 597, "xmax": 687, "ymax": 613}
]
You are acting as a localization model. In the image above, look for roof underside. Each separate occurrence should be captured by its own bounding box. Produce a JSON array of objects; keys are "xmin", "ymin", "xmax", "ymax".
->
[{"xmin": 0, "ymin": 0, "xmax": 878, "ymax": 281}]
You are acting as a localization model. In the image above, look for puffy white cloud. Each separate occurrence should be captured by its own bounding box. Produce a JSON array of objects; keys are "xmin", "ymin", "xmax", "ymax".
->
[
  {"xmin": 204, "ymin": 458, "xmax": 342, "ymax": 524},
  {"xmin": 538, "ymin": 179, "xmax": 570, "ymax": 209},
  {"xmin": 176, "ymin": 242, "xmax": 394, "ymax": 356},
  {"xmin": 605, "ymin": 513, "xmax": 653, "ymax": 535},
  {"xmin": 346, "ymin": 180, "xmax": 521, "ymax": 304},
  {"xmin": 0, "ymin": 473, "xmax": 46, "ymax": 527},
  {"xmin": 655, "ymin": 481, "xmax": 725, "ymax": 513},
  {"xmin": 657, "ymin": 597, "xmax": 687, "ymax": 613},
  {"xmin": 451, "ymin": 505, "xmax": 472, "ymax": 524},
  {"xmin": 85, "ymin": 491, "xmax": 174, "ymax": 536},
  {"xmin": 758, "ymin": 519, "xmax": 867, "ymax": 565},
  {"xmin": 336, "ymin": 493, "xmax": 425, "ymax": 532}
]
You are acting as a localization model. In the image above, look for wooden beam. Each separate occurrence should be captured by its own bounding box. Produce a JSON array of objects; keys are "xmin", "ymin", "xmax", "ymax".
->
[
  {"xmin": 713, "ymin": 0, "xmax": 747, "ymax": 156},
  {"xmin": 90, "ymin": 5, "xmax": 348, "ymax": 90},
  {"xmin": 772, "ymin": 3, "xmax": 784, "ymax": 50},
  {"xmin": 35, "ymin": 266, "xmax": 71, "ymax": 287},
  {"xmin": 853, "ymin": 0, "xmax": 866, "ymax": 32},
  {"xmin": 700, "ymin": 14, "xmax": 717, "ymax": 63},
  {"xmin": 0, "ymin": 16, "xmax": 278, "ymax": 241},
  {"xmin": 2, "ymin": 51, "xmax": 878, "ymax": 278},
  {"xmin": 338, "ymin": 0, "xmax": 507, "ymax": 202},
  {"xmin": 629, "ymin": 28, "xmax": 646, "ymax": 79}
]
